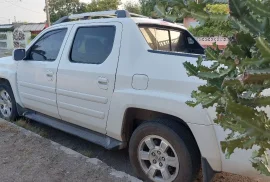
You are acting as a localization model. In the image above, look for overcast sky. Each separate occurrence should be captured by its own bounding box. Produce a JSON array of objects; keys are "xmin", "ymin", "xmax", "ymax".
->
[{"xmin": 0, "ymin": 0, "xmax": 139, "ymax": 24}]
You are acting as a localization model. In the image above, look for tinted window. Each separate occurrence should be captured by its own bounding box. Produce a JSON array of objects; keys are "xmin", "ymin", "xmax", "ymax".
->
[
  {"xmin": 170, "ymin": 30, "xmax": 182, "ymax": 52},
  {"xmin": 139, "ymin": 27, "xmax": 157, "ymax": 50},
  {"xmin": 29, "ymin": 29, "xmax": 67, "ymax": 61},
  {"xmin": 140, "ymin": 25, "xmax": 204, "ymax": 55},
  {"xmin": 155, "ymin": 29, "xmax": 170, "ymax": 51},
  {"xmin": 70, "ymin": 26, "xmax": 115, "ymax": 64}
]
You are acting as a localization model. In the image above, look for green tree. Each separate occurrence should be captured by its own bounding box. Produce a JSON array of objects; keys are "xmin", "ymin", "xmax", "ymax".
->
[
  {"xmin": 48, "ymin": 0, "xmax": 87, "ymax": 23},
  {"xmin": 188, "ymin": 3, "xmax": 232, "ymax": 37},
  {"xmin": 189, "ymin": 3, "xmax": 231, "ymax": 37},
  {"xmin": 86, "ymin": 0, "xmax": 121, "ymax": 12},
  {"xmin": 158, "ymin": 0, "xmax": 270, "ymax": 176},
  {"xmin": 124, "ymin": 1, "xmax": 141, "ymax": 14},
  {"xmin": 139, "ymin": 0, "xmax": 158, "ymax": 18},
  {"xmin": 188, "ymin": 19, "xmax": 233, "ymax": 37}
]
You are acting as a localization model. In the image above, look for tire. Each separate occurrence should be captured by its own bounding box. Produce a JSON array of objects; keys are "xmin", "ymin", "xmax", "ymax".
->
[
  {"xmin": 129, "ymin": 119, "xmax": 201, "ymax": 182},
  {"xmin": 0, "ymin": 83, "xmax": 19, "ymax": 121}
]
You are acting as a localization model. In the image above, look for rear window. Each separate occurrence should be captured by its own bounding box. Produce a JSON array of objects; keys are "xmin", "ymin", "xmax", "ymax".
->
[{"xmin": 139, "ymin": 25, "xmax": 204, "ymax": 55}]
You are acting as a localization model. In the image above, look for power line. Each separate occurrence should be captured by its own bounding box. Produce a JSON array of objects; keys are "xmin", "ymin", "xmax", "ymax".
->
[{"xmin": 4, "ymin": 0, "xmax": 44, "ymax": 14}]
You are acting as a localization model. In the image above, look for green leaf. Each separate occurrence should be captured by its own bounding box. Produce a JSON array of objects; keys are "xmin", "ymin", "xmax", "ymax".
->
[
  {"xmin": 198, "ymin": 85, "xmax": 220, "ymax": 94},
  {"xmin": 186, "ymin": 100, "xmax": 198, "ymax": 107},
  {"xmin": 239, "ymin": 16, "xmax": 263, "ymax": 35},
  {"xmin": 235, "ymin": 32, "xmax": 255, "ymax": 49},
  {"xmin": 222, "ymin": 78, "xmax": 242, "ymax": 87},
  {"xmin": 221, "ymin": 137, "xmax": 248, "ymax": 158},
  {"xmin": 247, "ymin": 0, "xmax": 270, "ymax": 17},
  {"xmin": 198, "ymin": 72, "xmax": 220, "ymax": 79},
  {"xmin": 196, "ymin": 56, "xmax": 203, "ymax": 67},
  {"xmin": 210, "ymin": 62, "xmax": 220, "ymax": 70},
  {"xmin": 229, "ymin": 0, "xmax": 247, "ymax": 18},
  {"xmin": 242, "ymin": 69, "xmax": 270, "ymax": 84},
  {"xmin": 256, "ymin": 37, "xmax": 270, "ymax": 60},
  {"xmin": 164, "ymin": 15, "xmax": 177, "ymax": 22},
  {"xmin": 183, "ymin": 61, "xmax": 198, "ymax": 76},
  {"xmin": 230, "ymin": 17, "xmax": 250, "ymax": 33},
  {"xmin": 201, "ymin": 92, "xmax": 221, "ymax": 108},
  {"xmin": 154, "ymin": 4, "xmax": 165, "ymax": 17},
  {"xmin": 205, "ymin": 47, "xmax": 219, "ymax": 60},
  {"xmin": 252, "ymin": 160, "xmax": 270, "ymax": 176},
  {"xmin": 239, "ymin": 96, "xmax": 270, "ymax": 107},
  {"xmin": 243, "ymin": 137, "xmax": 256, "ymax": 149},
  {"xmin": 190, "ymin": 10, "xmax": 209, "ymax": 25},
  {"xmin": 227, "ymin": 43, "xmax": 246, "ymax": 58}
]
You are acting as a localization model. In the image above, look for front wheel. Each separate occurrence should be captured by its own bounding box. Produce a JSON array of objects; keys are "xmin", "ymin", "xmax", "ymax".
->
[
  {"xmin": 0, "ymin": 83, "xmax": 18, "ymax": 121},
  {"xmin": 129, "ymin": 120, "xmax": 200, "ymax": 182}
]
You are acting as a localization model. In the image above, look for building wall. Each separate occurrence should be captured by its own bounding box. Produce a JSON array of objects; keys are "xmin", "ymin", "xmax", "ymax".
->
[{"xmin": 0, "ymin": 32, "xmax": 14, "ymax": 49}]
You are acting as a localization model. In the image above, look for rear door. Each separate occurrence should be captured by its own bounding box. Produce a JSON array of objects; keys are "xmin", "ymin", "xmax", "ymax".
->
[{"xmin": 56, "ymin": 22, "xmax": 122, "ymax": 134}]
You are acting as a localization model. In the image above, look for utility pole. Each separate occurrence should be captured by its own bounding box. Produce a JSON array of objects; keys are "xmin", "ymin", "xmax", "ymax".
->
[{"xmin": 45, "ymin": 0, "xmax": 51, "ymax": 26}]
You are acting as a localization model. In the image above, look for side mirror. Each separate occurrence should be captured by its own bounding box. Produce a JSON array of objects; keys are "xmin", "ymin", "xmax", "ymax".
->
[{"xmin": 13, "ymin": 49, "xmax": 26, "ymax": 61}]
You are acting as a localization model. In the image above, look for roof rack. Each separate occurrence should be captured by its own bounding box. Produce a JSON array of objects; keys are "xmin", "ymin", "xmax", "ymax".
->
[{"xmin": 53, "ymin": 10, "xmax": 148, "ymax": 25}]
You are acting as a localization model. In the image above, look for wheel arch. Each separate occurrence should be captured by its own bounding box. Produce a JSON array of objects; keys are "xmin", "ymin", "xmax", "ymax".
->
[{"xmin": 120, "ymin": 107, "xmax": 222, "ymax": 172}]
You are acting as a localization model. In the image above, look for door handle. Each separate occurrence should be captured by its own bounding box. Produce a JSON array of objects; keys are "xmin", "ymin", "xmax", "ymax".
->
[
  {"xmin": 98, "ymin": 77, "xmax": 108, "ymax": 85},
  {"xmin": 97, "ymin": 77, "xmax": 109, "ymax": 90},
  {"xmin": 46, "ymin": 71, "xmax": 54, "ymax": 77}
]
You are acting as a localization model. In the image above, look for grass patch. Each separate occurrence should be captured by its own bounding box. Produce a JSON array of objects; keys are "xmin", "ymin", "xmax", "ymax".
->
[
  {"xmin": 15, "ymin": 119, "xmax": 49, "ymax": 138},
  {"xmin": 11, "ymin": 118, "xmax": 93, "ymax": 158},
  {"xmin": 79, "ymin": 150, "xmax": 92, "ymax": 157}
]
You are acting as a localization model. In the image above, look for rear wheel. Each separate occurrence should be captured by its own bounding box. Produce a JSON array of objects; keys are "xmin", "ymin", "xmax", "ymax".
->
[
  {"xmin": 0, "ymin": 83, "xmax": 18, "ymax": 121},
  {"xmin": 129, "ymin": 120, "xmax": 200, "ymax": 182}
]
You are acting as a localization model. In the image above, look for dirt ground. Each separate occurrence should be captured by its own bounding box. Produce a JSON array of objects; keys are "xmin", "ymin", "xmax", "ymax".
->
[
  {"xmin": 0, "ymin": 119, "xmax": 263, "ymax": 182},
  {"xmin": 0, "ymin": 119, "xmax": 139, "ymax": 182}
]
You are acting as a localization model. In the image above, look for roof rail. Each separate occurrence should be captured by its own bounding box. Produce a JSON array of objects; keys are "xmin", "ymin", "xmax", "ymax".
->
[{"xmin": 53, "ymin": 10, "xmax": 148, "ymax": 25}]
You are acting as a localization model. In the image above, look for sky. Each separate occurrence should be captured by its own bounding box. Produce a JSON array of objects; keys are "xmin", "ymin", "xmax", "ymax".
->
[{"xmin": 0, "ymin": 0, "xmax": 139, "ymax": 24}]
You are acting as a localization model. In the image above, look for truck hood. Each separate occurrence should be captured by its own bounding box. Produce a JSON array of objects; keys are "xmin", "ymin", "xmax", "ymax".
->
[
  {"xmin": 0, "ymin": 56, "xmax": 17, "ymax": 70},
  {"xmin": 0, "ymin": 56, "xmax": 13, "ymax": 62}
]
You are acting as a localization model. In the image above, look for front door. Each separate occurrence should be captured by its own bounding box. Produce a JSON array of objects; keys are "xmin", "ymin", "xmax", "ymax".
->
[
  {"xmin": 17, "ymin": 25, "xmax": 71, "ymax": 119},
  {"xmin": 56, "ymin": 22, "xmax": 122, "ymax": 134}
]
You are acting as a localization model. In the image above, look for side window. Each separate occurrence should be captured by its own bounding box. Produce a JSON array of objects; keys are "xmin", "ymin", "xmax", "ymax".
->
[
  {"xmin": 70, "ymin": 26, "xmax": 116, "ymax": 64},
  {"xmin": 155, "ymin": 29, "xmax": 170, "ymax": 51},
  {"xmin": 139, "ymin": 28, "xmax": 170, "ymax": 51},
  {"xmin": 170, "ymin": 30, "xmax": 183, "ymax": 52},
  {"xmin": 139, "ymin": 27, "xmax": 157, "ymax": 50},
  {"xmin": 139, "ymin": 25, "xmax": 204, "ymax": 55},
  {"xmin": 28, "ymin": 29, "xmax": 67, "ymax": 61}
]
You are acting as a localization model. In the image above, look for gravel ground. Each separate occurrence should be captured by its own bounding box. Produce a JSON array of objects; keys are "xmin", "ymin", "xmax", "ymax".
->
[{"xmin": 0, "ymin": 119, "xmax": 140, "ymax": 182}]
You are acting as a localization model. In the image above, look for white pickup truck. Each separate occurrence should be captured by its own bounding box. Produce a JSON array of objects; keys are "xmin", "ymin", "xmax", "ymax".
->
[{"xmin": 0, "ymin": 10, "xmax": 268, "ymax": 182}]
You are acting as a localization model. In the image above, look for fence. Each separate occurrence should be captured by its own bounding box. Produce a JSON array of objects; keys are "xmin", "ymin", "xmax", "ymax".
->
[
  {"xmin": 0, "ymin": 32, "xmax": 14, "ymax": 49},
  {"xmin": 197, "ymin": 36, "xmax": 229, "ymax": 49},
  {"xmin": 0, "ymin": 29, "xmax": 31, "ymax": 50}
]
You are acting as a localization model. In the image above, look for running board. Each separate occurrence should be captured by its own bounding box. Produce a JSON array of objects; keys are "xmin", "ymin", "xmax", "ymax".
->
[{"xmin": 24, "ymin": 112, "xmax": 126, "ymax": 150}]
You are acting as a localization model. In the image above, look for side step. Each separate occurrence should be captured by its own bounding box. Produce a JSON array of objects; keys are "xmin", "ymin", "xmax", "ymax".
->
[{"xmin": 24, "ymin": 112, "xmax": 126, "ymax": 150}]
